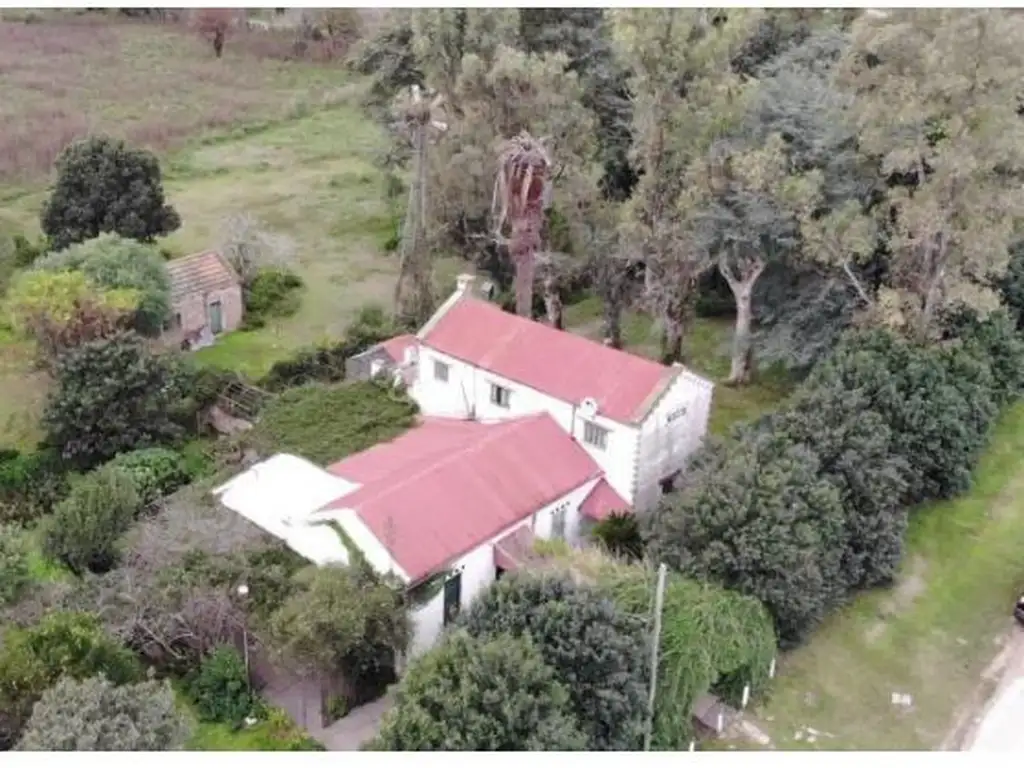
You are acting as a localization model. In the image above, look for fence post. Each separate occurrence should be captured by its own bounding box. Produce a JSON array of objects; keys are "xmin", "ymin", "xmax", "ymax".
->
[
  {"xmin": 742, "ymin": 684, "xmax": 750, "ymax": 710},
  {"xmin": 642, "ymin": 563, "xmax": 668, "ymax": 752},
  {"xmin": 769, "ymin": 657, "xmax": 776, "ymax": 679}
]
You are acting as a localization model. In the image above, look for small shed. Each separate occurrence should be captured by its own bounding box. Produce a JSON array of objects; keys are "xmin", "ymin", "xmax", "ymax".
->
[
  {"xmin": 163, "ymin": 250, "xmax": 243, "ymax": 350},
  {"xmin": 345, "ymin": 334, "xmax": 418, "ymax": 386}
]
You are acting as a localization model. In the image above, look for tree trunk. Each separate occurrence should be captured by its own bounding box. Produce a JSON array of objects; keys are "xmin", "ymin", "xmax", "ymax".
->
[
  {"xmin": 602, "ymin": 302, "xmax": 622, "ymax": 349},
  {"xmin": 728, "ymin": 288, "xmax": 755, "ymax": 385},
  {"xmin": 514, "ymin": 256, "xmax": 536, "ymax": 318},
  {"xmin": 660, "ymin": 318, "xmax": 683, "ymax": 365},
  {"xmin": 213, "ymin": 31, "xmax": 224, "ymax": 58},
  {"xmin": 543, "ymin": 274, "xmax": 562, "ymax": 329}
]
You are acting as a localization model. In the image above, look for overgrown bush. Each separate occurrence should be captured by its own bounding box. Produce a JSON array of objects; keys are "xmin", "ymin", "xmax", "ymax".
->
[
  {"xmin": 590, "ymin": 512, "xmax": 644, "ymax": 560},
  {"xmin": 42, "ymin": 465, "xmax": 142, "ymax": 575},
  {"xmin": 245, "ymin": 381, "xmax": 418, "ymax": 465},
  {"xmin": 371, "ymin": 630, "xmax": 587, "ymax": 751},
  {"xmin": 942, "ymin": 307, "xmax": 1024, "ymax": 407},
  {"xmin": 188, "ymin": 646, "xmax": 253, "ymax": 727},
  {"xmin": 17, "ymin": 676, "xmax": 189, "ymax": 751},
  {"xmin": 0, "ymin": 448, "xmax": 70, "ymax": 525},
  {"xmin": 0, "ymin": 612, "xmax": 143, "ymax": 749},
  {"xmin": 0, "ymin": 524, "xmax": 32, "ymax": 607},
  {"xmin": 242, "ymin": 267, "xmax": 304, "ymax": 330},
  {"xmin": 105, "ymin": 447, "xmax": 192, "ymax": 507},
  {"xmin": 460, "ymin": 573, "xmax": 648, "ymax": 751}
]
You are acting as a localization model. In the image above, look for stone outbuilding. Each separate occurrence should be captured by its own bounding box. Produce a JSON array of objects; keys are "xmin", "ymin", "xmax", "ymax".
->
[{"xmin": 163, "ymin": 250, "xmax": 244, "ymax": 350}]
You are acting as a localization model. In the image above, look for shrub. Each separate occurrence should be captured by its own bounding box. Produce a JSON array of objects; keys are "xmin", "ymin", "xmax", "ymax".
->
[
  {"xmin": 460, "ymin": 573, "xmax": 648, "ymax": 750},
  {"xmin": 17, "ymin": 676, "xmax": 189, "ymax": 751},
  {"xmin": 40, "ymin": 135, "xmax": 180, "ymax": 251},
  {"xmin": 106, "ymin": 447, "xmax": 191, "ymax": 507},
  {"xmin": 647, "ymin": 430, "xmax": 846, "ymax": 646},
  {"xmin": 34, "ymin": 234, "xmax": 173, "ymax": 336},
  {"xmin": 371, "ymin": 631, "xmax": 587, "ymax": 751},
  {"xmin": 0, "ymin": 448, "xmax": 70, "ymax": 525},
  {"xmin": 942, "ymin": 307, "xmax": 1024, "ymax": 407},
  {"xmin": 242, "ymin": 268, "xmax": 304, "ymax": 330},
  {"xmin": 0, "ymin": 524, "xmax": 31, "ymax": 606},
  {"xmin": 590, "ymin": 512, "xmax": 644, "ymax": 560},
  {"xmin": 43, "ymin": 331, "xmax": 190, "ymax": 470},
  {"xmin": 42, "ymin": 465, "xmax": 142, "ymax": 575},
  {"xmin": 12, "ymin": 234, "xmax": 48, "ymax": 268},
  {"xmin": 188, "ymin": 646, "xmax": 253, "ymax": 727},
  {"xmin": 246, "ymin": 381, "xmax": 418, "ymax": 465},
  {"xmin": 0, "ymin": 612, "xmax": 142, "ymax": 749}
]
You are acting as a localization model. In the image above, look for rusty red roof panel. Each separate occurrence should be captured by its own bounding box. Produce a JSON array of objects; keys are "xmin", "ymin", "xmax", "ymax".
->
[
  {"xmin": 579, "ymin": 477, "xmax": 630, "ymax": 522},
  {"xmin": 166, "ymin": 250, "xmax": 239, "ymax": 302},
  {"xmin": 420, "ymin": 297, "xmax": 676, "ymax": 423},
  {"xmin": 323, "ymin": 413, "xmax": 602, "ymax": 582}
]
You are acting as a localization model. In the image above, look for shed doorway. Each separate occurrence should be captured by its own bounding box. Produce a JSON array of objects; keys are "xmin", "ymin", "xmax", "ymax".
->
[{"xmin": 209, "ymin": 299, "xmax": 224, "ymax": 334}]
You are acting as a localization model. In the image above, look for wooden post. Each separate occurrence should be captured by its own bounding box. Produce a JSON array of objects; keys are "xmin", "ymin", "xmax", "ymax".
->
[
  {"xmin": 716, "ymin": 711, "xmax": 724, "ymax": 734},
  {"xmin": 742, "ymin": 684, "xmax": 750, "ymax": 709},
  {"xmin": 642, "ymin": 563, "xmax": 668, "ymax": 752},
  {"xmin": 769, "ymin": 657, "xmax": 776, "ymax": 679}
]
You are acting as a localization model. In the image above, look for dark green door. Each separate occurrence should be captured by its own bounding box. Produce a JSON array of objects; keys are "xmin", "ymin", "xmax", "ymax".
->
[
  {"xmin": 443, "ymin": 572, "xmax": 462, "ymax": 626},
  {"xmin": 209, "ymin": 300, "xmax": 224, "ymax": 334}
]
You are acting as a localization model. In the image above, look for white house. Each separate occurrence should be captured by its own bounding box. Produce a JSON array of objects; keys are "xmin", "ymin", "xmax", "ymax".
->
[
  {"xmin": 212, "ymin": 274, "xmax": 713, "ymax": 657},
  {"xmin": 214, "ymin": 414, "xmax": 628, "ymax": 657},
  {"xmin": 409, "ymin": 275, "xmax": 714, "ymax": 511}
]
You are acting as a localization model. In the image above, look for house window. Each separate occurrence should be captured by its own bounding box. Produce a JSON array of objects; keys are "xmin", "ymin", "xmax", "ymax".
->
[
  {"xmin": 433, "ymin": 359, "xmax": 449, "ymax": 382},
  {"xmin": 551, "ymin": 502, "xmax": 569, "ymax": 540},
  {"xmin": 666, "ymin": 405, "xmax": 688, "ymax": 424},
  {"xmin": 490, "ymin": 383, "xmax": 511, "ymax": 408},
  {"xmin": 173, "ymin": 312, "xmax": 182, "ymax": 330},
  {"xmin": 583, "ymin": 420, "xmax": 609, "ymax": 450},
  {"xmin": 443, "ymin": 571, "xmax": 462, "ymax": 626}
]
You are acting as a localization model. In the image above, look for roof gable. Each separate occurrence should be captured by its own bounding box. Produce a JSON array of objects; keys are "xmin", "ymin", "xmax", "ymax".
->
[{"xmin": 419, "ymin": 297, "xmax": 678, "ymax": 423}]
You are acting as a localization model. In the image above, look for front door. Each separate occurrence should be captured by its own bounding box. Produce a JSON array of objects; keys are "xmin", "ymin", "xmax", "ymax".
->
[
  {"xmin": 209, "ymin": 300, "xmax": 224, "ymax": 334},
  {"xmin": 442, "ymin": 572, "xmax": 462, "ymax": 626}
]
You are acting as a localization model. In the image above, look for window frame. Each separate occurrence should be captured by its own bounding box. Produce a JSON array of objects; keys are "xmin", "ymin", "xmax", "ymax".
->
[
  {"xmin": 433, "ymin": 359, "xmax": 449, "ymax": 382},
  {"xmin": 551, "ymin": 502, "xmax": 568, "ymax": 540},
  {"xmin": 583, "ymin": 420, "xmax": 609, "ymax": 450},
  {"xmin": 490, "ymin": 382, "xmax": 511, "ymax": 409}
]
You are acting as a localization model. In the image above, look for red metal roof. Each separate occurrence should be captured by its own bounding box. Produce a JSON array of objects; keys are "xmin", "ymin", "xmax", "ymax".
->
[
  {"xmin": 493, "ymin": 525, "xmax": 536, "ymax": 572},
  {"xmin": 579, "ymin": 478, "xmax": 630, "ymax": 522},
  {"xmin": 420, "ymin": 297, "xmax": 676, "ymax": 423},
  {"xmin": 323, "ymin": 414, "xmax": 603, "ymax": 582},
  {"xmin": 379, "ymin": 334, "xmax": 416, "ymax": 364}
]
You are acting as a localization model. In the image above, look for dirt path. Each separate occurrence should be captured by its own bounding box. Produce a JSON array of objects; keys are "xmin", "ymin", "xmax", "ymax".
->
[{"xmin": 943, "ymin": 624, "xmax": 1024, "ymax": 751}]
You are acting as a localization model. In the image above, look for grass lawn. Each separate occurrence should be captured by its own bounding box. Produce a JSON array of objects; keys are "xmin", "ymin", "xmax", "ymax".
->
[
  {"xmin": 563, "ymin": 296, "xmax": 792, "ymax": 435},
  {"xmin": 748, "ymin": 402, "xmax": 1024, "ymax": 750},
  {"xmin": 174, "ymin": 688, "xmax": 324, "ymax": 751}
]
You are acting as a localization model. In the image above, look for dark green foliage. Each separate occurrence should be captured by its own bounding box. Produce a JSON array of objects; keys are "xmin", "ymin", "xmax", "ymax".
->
[
  {"xmin": 804, "ymin": 329, "xmax": 999, "ymax": 504},
  {"xmin": 42, "ymin": 465, "xmax": 141, "ymax": 575},
  {"xmin": 0, "ymin": 448, "xmax": 70, "ymax": 525},
  {"xmin": 187, "ymin": 646, "xmax": 253, "ymax": 727},
  {"xmin": 460, "ymin": 573, "xmax": 647, "ymax": 750},
  {"xmin": 0, "ymin": 612, "xmax": 142, "ymax": 748},
  {"xmin": 259, "ymin": 304, "xmax": 399, "ymax": 391},
  {"xmin": 246, "ymin": 381, "xmax": 418, "ymax": 465},
  {"xmin": 34, "ymin": 234, "xmax": 173, "ymax": 335},
  {"xmin": 105, "ymin": 447, "xmax": 192, "ymax": 507},
  {"xmin": 0, "ymin": 523, "xmax": 31, "ymax": 607},
  {"xmin": 758, "ymin": 384, "xmax": 910, "ymax": 591},
  {"xmin": 350, "ymin": 11, "xmax": 424, "ymax": 116},
  {"xmin": 17, "ymin": 676, "xmax": 189, "ymax": 751},
  {"xmin": 43, "ymin": 331, "xmax": 190, "ymax": 470},
  {"xmin": 941, "ymin": 307, "xmax": 1024, "ymax": 407},
  {"xmin": 371, "ymin": 630, "xmax": 587, "ymax": 751},
  {"xmin": 591, "ymin": 512, "xmax": 644, "ymax": 561},
  {"xmin": 647, "ymin": 431, "xmax": 846, "ymax": 646},
  {"xmin": 998, "ymin": 239, "xmax": 1024, "ymax": 331},
  {"xmin": 241, "ymin": 267, "xmax": 304, "ymax": 330},
  {"xmin": 40, "ymin": 135, "xmax": 181, "ymax": 251},
  {"xmin": 12, "ymin": 233, "xmax": 48, "ymax": 268}
]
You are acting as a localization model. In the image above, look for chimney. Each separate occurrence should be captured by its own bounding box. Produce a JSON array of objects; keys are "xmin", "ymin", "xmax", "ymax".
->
[{"xmin": 455, "ymin": 273, "xmax": 476, "ymax": 295}]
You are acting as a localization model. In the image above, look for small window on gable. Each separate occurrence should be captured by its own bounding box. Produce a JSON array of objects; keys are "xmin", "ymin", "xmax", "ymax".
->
[
  {"xmin": 551, "ymin": 502, "xmax": 568, "ymax": 540},
  {"xmin": 583, "ymin": 420, "xmax": 609, "ymax": 450},
  {"xmin": 433, "ymin": 359, "xmax": 449, "ymax": 382},
  {"xmin": 490, "ymin": 383, "xmax": 511, "ymax": 408},
  {"xmin": 666, "ymin": 404, "xmax": 688, "ymax": 424}
]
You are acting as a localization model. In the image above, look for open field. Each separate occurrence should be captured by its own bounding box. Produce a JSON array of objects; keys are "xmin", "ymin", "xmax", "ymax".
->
[{"xmin": 746, "ymin": 403, "xmax": 1024, "ymax": 750}]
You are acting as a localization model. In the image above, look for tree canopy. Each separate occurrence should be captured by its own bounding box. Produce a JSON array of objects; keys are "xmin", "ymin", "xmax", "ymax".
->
[{"xmin": 40, "ymin": 135, "xmax": 181, "ymax": 251}]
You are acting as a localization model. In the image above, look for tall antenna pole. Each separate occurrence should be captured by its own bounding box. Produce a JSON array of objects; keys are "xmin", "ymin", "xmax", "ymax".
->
[{"xmin": 643, "ymin": 562, "xmax": 668, "ymax": 751}]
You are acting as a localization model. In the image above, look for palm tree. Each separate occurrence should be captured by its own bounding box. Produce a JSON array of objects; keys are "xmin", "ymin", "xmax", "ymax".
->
[{"xmin": 492, "ymin": 132, "xmax": 551, "ymax": 318}]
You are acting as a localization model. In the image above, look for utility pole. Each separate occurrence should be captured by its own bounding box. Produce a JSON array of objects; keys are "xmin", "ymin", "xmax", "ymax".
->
[{"xmin": 643, "ymin": 562, "xmax": 668, "ymax": 752}]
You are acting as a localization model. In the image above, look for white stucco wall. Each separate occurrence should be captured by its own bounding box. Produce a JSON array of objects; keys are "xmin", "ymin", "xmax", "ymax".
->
[
  {"xmin": 633, "ymin": 368, "xmax": 715, "ymax": 512},
  {"xmin": 405, "ymin": 477, "xmax": 600, "ymax": 658},
  {"xmin": 410, "ymin": 344, "xmax": 640, "ymax": 505}
]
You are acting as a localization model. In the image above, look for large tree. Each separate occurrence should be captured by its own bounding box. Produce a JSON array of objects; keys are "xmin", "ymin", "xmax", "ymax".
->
[
  {"xmin": 17, "ymin": 676, "xmax": 189, "ymax": 751},
  {"xmin": 34, "ymin": 233, "xmax": 173, "ymax": 336},
  {"xmin": 837, "ymin": 9, "xmax": 1024, "ymax": 338},
  {"xmin": 460, "ymin": 573, "xmax": 648, "ymax": 751},
  {"xmin": 41, "ymin": 136, "xmax": 181, "ymax": 251},
  {"xmin": 646, "ymin": 429, "xmax": 846, "ymax": 646},
  {"xmin": 371, "ymin": 630, "xmax": 587, "ymax": 751},
  {"xmin": 613, "ymin": 8, "xmax": 760, "ymax": 363},
  {"xmin": 42, "ymin": 331, "xmax": 191, "ymax": 469}
]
